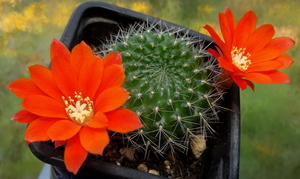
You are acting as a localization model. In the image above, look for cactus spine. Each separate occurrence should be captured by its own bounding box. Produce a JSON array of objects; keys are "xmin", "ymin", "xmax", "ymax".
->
[{"xmin": 97, "ymin": 21, "xmax": 224, "ymax": 157}]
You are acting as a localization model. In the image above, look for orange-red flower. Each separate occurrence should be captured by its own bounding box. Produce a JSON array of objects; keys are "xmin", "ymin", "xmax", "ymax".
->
[
  {"xmin": 7, "ymin": 39, "xmax": 143, "ymax": 174},
  {"xmin": 204, "ymin": 7, "xmax": 295, "ymax": 90}
]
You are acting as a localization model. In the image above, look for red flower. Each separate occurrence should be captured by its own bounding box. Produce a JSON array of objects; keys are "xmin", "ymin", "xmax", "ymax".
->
[
  {"xmin": 7, "ymin": 39, "xmax": 143, "ymax": 174},
  {"xmin": 204, "ymin": 7, "xmax": 295, "ymax": 90}
]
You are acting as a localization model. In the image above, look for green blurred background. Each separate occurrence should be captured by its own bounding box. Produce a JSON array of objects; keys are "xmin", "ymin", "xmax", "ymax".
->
[{"xmin": 0, "ymin": 0, "xmax": 299, "ymax": 178}]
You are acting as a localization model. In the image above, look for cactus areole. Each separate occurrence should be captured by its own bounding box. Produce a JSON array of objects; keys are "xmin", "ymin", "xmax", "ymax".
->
[{"xmin": 98, "ymin": 22, "xmax": 224, "ymax": 157}]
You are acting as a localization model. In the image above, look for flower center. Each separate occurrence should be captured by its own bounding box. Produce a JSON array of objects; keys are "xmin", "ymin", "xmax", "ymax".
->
[
  {"xmin": 231, "ymin": 47, "xmax": 252, "ymax": 71},
  {"xmin": 63, "ymin": 92, "xmax": 94, "ymax": 125}
]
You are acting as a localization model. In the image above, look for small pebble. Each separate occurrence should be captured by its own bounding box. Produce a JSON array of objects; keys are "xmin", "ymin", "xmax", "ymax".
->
[
  {"xmin": 137, "ymin": 163, "xmax": 148, "ymax": 172},
  {"xmin": 119, "ymin": 147, "xmax": 135, "ymax": 161},
  {"xmin": 164, "ymin": 160, "xmax": 171, "ymax": 166},
  {"xmin": 165, "ymin": 167, "xmax": 172, "ymax": 174},
  {"xmin": 164, "ymin": 160, "xmax": 172, "ymax": 174},
  {"xmin": 190, "ymin": 134, "xmax": 206, "ymax": 159},
  {"xmin": 148, "ymin": 169, "xmax": 160, "ymax": 175}
]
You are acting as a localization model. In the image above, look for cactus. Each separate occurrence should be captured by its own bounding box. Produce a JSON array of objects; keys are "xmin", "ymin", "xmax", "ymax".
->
[{"xmin": 96, "ymin": 21, "xmax": 224, "ymax": 157}]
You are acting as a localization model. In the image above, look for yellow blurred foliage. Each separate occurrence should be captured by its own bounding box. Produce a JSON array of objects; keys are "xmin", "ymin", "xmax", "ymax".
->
[
  {"xmin": 0, "ymin": 2, "xmax": 48, "ymax": 33},
  {"xmin": 115, "ymin": 1, "xmax": 150, "ymax": 14},
  {"xmin": 0, "ymin": 1, "xmax": 81, "ymax": 59},
  {"xmin": 132, "ymin": 2, "xmax": 150, "ymax": 13},
  {"xmin": 0, "ymin": 1, "xmax": 79, "ymax": 33},
  {"xmin": 197, "ymin": 5, "xmax": 215, "ymax": 14},
  {"xmin": 196, "ymin": 5, "xmax": 216, "ymax": 35},
  {"xmin": 50, "ymin": 1, "xmax": 81, "ymax": 28}
]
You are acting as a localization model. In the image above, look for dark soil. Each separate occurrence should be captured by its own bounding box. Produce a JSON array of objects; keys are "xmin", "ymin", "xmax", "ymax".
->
[{"xmin": 95, "ymin": 138, "xmax": 208, "ymax": 179}]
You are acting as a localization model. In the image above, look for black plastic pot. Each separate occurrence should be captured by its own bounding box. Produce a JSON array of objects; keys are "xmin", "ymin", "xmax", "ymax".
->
[{"xmin": 30, "ymin": 1, "xmax": 240, "ymax": 179}]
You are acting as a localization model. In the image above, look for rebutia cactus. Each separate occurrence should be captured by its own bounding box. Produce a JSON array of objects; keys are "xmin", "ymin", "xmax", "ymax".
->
[{"xmin": 96, "ymin": 21, "xmax": 224, "ymax": 157}]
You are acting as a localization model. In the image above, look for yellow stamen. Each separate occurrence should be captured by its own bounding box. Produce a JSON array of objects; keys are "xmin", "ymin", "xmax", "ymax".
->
[
  {"xmin": 231, "ymin": 47, "xmax": 252, "ymax": 71},
  {"xmin": 62, "ymin": 92, "xmax": 94, "ymax": 125}
]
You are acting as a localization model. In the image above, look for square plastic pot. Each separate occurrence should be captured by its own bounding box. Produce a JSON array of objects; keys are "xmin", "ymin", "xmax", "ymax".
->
[{"xmin": 29, "ymin": 1, "xmax": 240, "ymax": 179}]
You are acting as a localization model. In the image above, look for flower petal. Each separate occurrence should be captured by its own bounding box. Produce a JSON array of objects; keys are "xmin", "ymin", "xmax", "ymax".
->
[
  {"xmin": 106, "ymin": 108, "xmax": 143, "ymax": 133},
  {"xmin": 276, "ymin": 54, "xmax": 294, "ymax": 70},
  {"xmin": 79, "ymin": 55, "xmax": 104, "ymax": 99},
  {"xmin": 247, "ymin": 60, "xmax": 283, "ymax": 72},
  {"xmin": 232, "ymin": 76, "xmax": 255, "ymax": 91},
  {"xmin": 79, "ymin": 127, "xmax": 109, "ymax": 155},
  {"xmin": 245, "ymin": 80, "xmax": 255, "ymax": 91},
  {"xmin": 95, "ymin": 87, "xmax": 129, "ymax": 113},
  {"xmin": 245, "ymin": 24, "xmax": 275, "ymax": 53},
  {"xmin": 86, "ymin": 112, "xmax": 108, "ymax": 128},
  {"xmin": 25, "ymin": 117, "xmax": 61, "ymax": 143},
  {"xmin": 261, "ymin": 71, "xmax": 290, "ymax": 84},
  {"xmin": 219, "ymin": 13, "xmax": 233, "ymax": 46},
  {"xmin": 64, "ymin": 134, "xmax": 88, "ymax": 174},
  {"xmin": 51, "ymin": 56, "xmax": 79, "ymax": 97},
  {"xmin": 224, "ymin": 7, "xmax": 236, "ymax": 34},
  {"xmin": 216, "ymin": 56, "xmax": 235, "ymax": 72},
  {"xmin": 265, "ymin": 37, "xmax": 295, "ymax": 53},
  {"xmin": 21, "ymin": 95, "xmax": 68, "ymax": 118},
  {"xmin": 233, "ymin": 10, "xmax": 257, "ymax": 48},
  {"xmin": 28, "ymin": 65, "xmax": 64, "ymax": 101},
  {"xmin": 11, "ymin": 109, "xmax": 39, "ymax": 123},
  {"xmin": 203, "ymin": 25, "xmax": 225, "ymax": 50},
  {"xmin": 251, "ymin": 37, "xmax": 295, "ymax": 63},
  {"xmin": 7, "ymin": 78, "xmax": 45, "ymax": 99},
  {"xmin": 232, "ymin": 75, "xmax": 248, "ymax": 90},
  {"xmin": 47, "ymin": 120, "xmax": 82, "ymax": 141},
  {"xmin": 250, "ymin": 47, "xmax": 282, "ymax": 63},
  {"xmin": 103, "ymin": 52, "xmax": 122, "ymax": 68},
  {"xmin": 96, "ymin": 64, "xmax": 125, "ymax": 94},
  {"xmin": 70, "ymin": 41, "xmax": 96, "ymax": 77},
  {"xmin": 54, "ymin": 140, "xmax": 66, "ymax": 148},
  {"xmin": 50, "ymin": 39, "xmax": 70, "ymax": 62},
  {"xmin": 243, "ymin": 73, "xmax": 272, "ymax": 84}
]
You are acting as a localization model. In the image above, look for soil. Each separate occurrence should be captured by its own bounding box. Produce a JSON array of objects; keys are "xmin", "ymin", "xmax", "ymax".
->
[{"xmin": 95, "ymin": 137, "xmax": 209, "ymax": 179}]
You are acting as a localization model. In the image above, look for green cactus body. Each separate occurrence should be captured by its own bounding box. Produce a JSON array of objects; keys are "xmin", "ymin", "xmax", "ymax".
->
[{"xmin": 98, "ymin": 22, "xmax": 223, "ymax": 156}]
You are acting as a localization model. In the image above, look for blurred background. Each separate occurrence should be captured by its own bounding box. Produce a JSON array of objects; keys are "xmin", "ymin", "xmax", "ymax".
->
[{"xmin": 0, "ymin": 0, "xmax": 299, "ymax": 178}]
